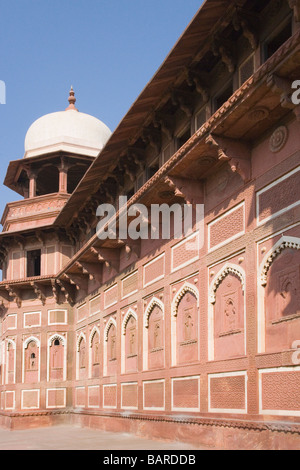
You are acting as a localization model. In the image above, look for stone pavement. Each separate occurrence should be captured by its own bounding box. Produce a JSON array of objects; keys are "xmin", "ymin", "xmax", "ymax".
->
[{"xmin": 0, "ymin": 425, "xmax": 208, "ymax": 450}]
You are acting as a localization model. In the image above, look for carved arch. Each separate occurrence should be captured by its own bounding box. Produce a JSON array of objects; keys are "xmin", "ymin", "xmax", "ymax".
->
[
  {"xmin": 89, "ymin": 326, "xmax": 100, "ymax": 347},
  {"xmin": 6, "ymin": 338, "xmax": 16, "ymax": 350},
  {"xmin": 48, "ymin": 334, "xmax": 66, "ymax": 347},
  {"xmin": 144, "ymin": 297, "xmax": 164, "ymax": 328},
  {"xmin": 104, "ymin": 317, "xmax": 117, "ymax": 342},
  {"xmin": 122, "ymin": 309, "xmax": 138, "ymax": 335},
  {"xmin": 171, "ymin": 282, "xmax": 199, "ymax": 317},
  {"xmin": 76, "ymin": 332, "xmax": 86, "ymax": 352},
  {"xmin": 23, "ymin": 336, "xmax": 40, "ymax": 349},
  {"xmin": 209, "ymin": 263, "xmax": 246, "ymax": 304},
  {"xmin": 260, "ymin": 236, "xmax": 300, "ymax": 286}
]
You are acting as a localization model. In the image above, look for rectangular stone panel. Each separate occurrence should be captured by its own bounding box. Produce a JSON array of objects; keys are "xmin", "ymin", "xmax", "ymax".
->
[
  {"xmin": 23, "ymin": 311, "xmax": 41, "ymax": 328},
  {"xmin": 6, "ymin": 314, "xmax": 17, "ymax": 330},
  {"xmin": 209, "ymin": 372, "xmax": 246, "ymax": 413},
  {"xmin": 46, "ymin": 388, "xmax": 66, "ymax": 409},
  {"xmin": 143, "ymin": 380, "xmax": 165, "ymax": 410},
  {"xmin": 259, "ymin": 368, "xmax": 300, "ymax": 416},
  {"xmin": 257, "ymin": 167, "xmax": 300, "ymax": 225},
  {"xmin": 103, "ymin": 384, "xmax": 117, "ymax": 409},
  {"xmin": 208, "ymin": 203, "xmax": 245, "ymax": 250},
  {"xmin": 171, "ymin": 232, "xmax": 199, "ymax": 272},
  {"xmin": 22, "ymin": 389, "xmax": 39, "ymax": 409},
  {"xmin": 121, "ymin": 382, "xmax": 138, "ymax": 410},
  {"xmin": 75, "ymin": 387, "xmax": 86, "ymax": 408},
  {"xmin": 88, "ymin": 386, "xmax": 100, "ymax": 408},
  {"xmin": 77, "ymin": 303, "xmax": 87, "ymax": 323},
  {"xmin": 48, "ymin": 309, "xmax": 67, "ymax": 325},
  {"xmin": 172, "ymin": 376, "xmax": 200, "ymax": 411},
  {"xmin": 89, "ymin": 295, "xmax": 101, "ymax": 316},
  {"xmin": 5, "ymin": 391, "xmax": 15, "ymax": 410},
  {"xmin": 104, "ymin": 284, "xmax": 118, "ymax": 308},
  {"xmin": 143, "ymin": 254, "xmax": 165, "ymax": 287},
  {"xmin": 122, "ymin": 271, "xmax": 138, "ymax": 299}
]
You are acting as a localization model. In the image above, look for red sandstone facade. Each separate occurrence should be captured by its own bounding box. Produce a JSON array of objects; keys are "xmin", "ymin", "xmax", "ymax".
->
[{"xmin": 0, "ymin": 0, "xmax": 300, "ymax": 450}]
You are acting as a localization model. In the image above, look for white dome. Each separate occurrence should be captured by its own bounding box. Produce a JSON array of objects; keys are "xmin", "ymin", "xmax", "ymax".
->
[{"xmin": 24, "ymin": 90, "xmax": 111, "ymax": 158}]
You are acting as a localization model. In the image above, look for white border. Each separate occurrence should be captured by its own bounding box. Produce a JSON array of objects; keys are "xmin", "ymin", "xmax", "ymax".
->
[
  {"xmin": 143, "ymin": 379, "xmax": 165, "ymax": 411},
  {"xmin": 256, "ymin": 166, "xmax": 300, "ymax": 226},
  {"xmin": 121, "ymin": 271, "xmax": 138, "ymax": 300},
  {"xmin": 143, "ymin": 253, "xmax": 165, "ymax": 288},
  {"xmin": 6, "ymin": 314, "xmax": 17, "ymax": 330},
  {"xmin": 88, "ymin": 385, "xmax": 100, "ymax": 409},
  {"xmin": 103, "ymin": 383, "xmax": 117, "ymax": 409},
  {"xmin": 89, "ymin": 294, "xmax": 101, "ymax": 316},
  {"xmin": 171, "ymin": 376, "xmax": 200, "ymax": 412},
  {"xmin": 104, "ymin": 284, "xmax": 118, "ymax": 309},
  {"xmin": 121, "ymin": 382, "xmax": 138, "ymax": 410},
  {"xmin": 76, "ymin": 303, "xmax": 87, "ymax": 323},
  {"xmin": 23, "ymin": 311, "xmax": 41, "ymax": 329},
  {"xmin": 208, "ymin": 202, "xmax": 245, "ymax": 252},
  {"xmin": 46, "ymin": 388, "xmax": 66, "ymax": 409},
  {"xmin": 259, "ymin": 367, "xmax": 300, "ymax": 417},
  {"xmin": 208, "ymin": 371, "xmax": 247, "ymax": 414},
  {"xmin": 171, "ymin": 231, "xmax": 199, "ymax": 273},
  {"xmin": 75, "ymin": 386, "xmax": 86, "ymax": 408},
  {"xmin": 21, "ymin": 389, "xmax": 40, "ymax": 410},
  {"xmin": 5, "ymin": 390, "xmax": 15, "ymax": 410},
  {"xmin": 48, "ymin": 309, "xmax": 67, "ymax": 325}
]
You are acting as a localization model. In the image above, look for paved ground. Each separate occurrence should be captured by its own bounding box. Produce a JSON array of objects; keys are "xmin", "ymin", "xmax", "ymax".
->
[{"xmin": 0, "ymin": 425, "xmax": 207, "ymax": 450}]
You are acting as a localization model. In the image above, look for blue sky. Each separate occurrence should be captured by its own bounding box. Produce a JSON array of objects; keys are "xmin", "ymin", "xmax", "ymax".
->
[{"xmin": 0, "ymin": 0, "xmax": 201, "ymax": 221}]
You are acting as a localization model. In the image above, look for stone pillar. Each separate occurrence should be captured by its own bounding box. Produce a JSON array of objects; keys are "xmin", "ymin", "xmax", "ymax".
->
[
  {"xmin": 58, "ymin": 158, "xmax": 70, "ymax": 194},
  {"xmin": 28, "ymin": 171, "xmax": 37, "ymax": 198}
]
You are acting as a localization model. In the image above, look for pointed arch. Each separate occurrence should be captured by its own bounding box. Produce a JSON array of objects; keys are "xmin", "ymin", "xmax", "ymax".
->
[
  {"xmin": 171, "ymin": 282, "xmax": 200, "ymax": 367},
  {"xmin": 122, "ymin": 309, "xmax": 138, "ymax": 335},
  {"xmin": 76, "ymin": 332, "xmax": 86, "ymax": 352},
  {"xmin": 171, "ymin": 282, "xmax": 199, "ymax": 317},
  {"xmin": 259, "ymin": 236, "xmax": 300, "ymax": 286},
  {"xmin": 23, "ymin": 336, "xmax": 40, "ymax": 350},
  {"xmin": 89, "ymin": 326, "xmax": 100, "ymax": 347},
  {"xmin": 47, "ymin": 334, "xmax": 67, "ymax": 382},
  {"xmin": 209, "ymin": 263, "xmax": 246, "ymax": 304},
  {"xmin": 104, "ymin": 317, "xmax": 117, "ymax": 342},
  {"xmin": 144, "ymin": 297, "xmax": 164, "ymax": 328},
  {"xmin": 257, "ymin": 235, "xmax": 300, "ymax": 354},
  {"xmin": 48, "ymin": 333, "xmax": 66, "ymax": 347}
]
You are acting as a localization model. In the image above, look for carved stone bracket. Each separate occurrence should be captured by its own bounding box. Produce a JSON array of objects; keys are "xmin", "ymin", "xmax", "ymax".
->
[
  {"xmin": 171, "ymin": 90, "xmax": 194, "ymax": 118},
  {"xmin": 232, "ymin": 10, "xmax": 258, "ymax": 50},
  {"xmin": 56, "ymin": 279, "xmax": 75, "ymax": 306},
  {"xmin": 30, "ymin": 282, "xmax": 46, "ymax": 305},
  {"xmin": 164, "ymin": 176, "xmax": 204, "ymax": 205},
  {"xmin": 267, "ymin": 73, "xmax": 295, "ymax": 109},
  {"xmin": 212, "ymin": 38, "xmax": 236, "ymax": 73},
  {"xmin": 90, "ymin": 247, "xmax": 119, "ymax": 272},
  {"xmin": 51, "ymin": 279, "xmax": 60, "ymax": 303},
  {"xmin": 5, "ymin": 285, "xmax": 22, "ymax": 308},
  {"xmin": 124, "ymin": 239, "xmax": 141, "ymax": 258},
  {"xmin": 142, "ymin": 128, "xmax": 161, "ymax": 154},
  {"xmin": 185, "ymin": 71, "xmax": 209, "ymax": 103},
  {"xmin": 76, "ymin": 260, "xmax": 102, "ymax": 283},
  {"xmin": 153, "ymin": 112, "xmax": 174, "ymax": 140},
  {"xmin": 205, "ymin": 134, "xmax": 251, "ymax": 183}
]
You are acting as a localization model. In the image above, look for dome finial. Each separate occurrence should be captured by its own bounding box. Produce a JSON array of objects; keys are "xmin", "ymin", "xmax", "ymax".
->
[{"xmin": 65, "ymin": 86, "xmax": 78, "ymax": 111}]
